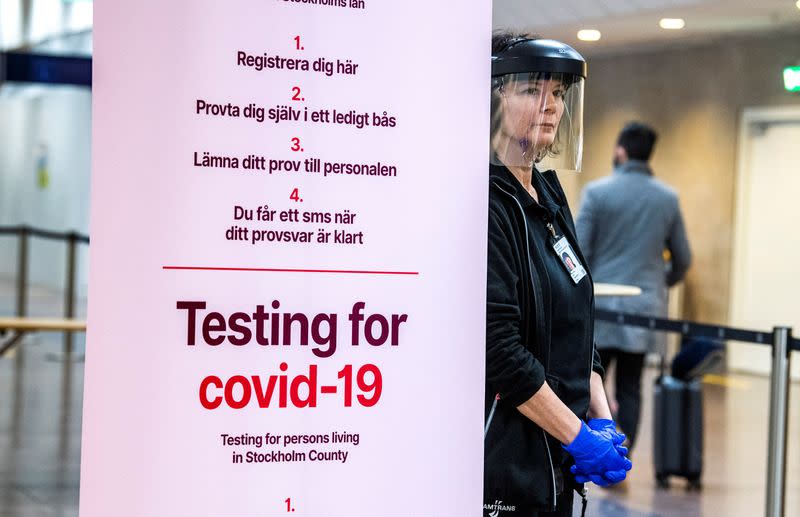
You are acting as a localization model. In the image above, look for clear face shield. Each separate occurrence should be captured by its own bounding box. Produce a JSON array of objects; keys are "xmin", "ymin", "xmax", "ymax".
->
[{"xmin": 490, "ymin": 72, "xmax": 585, "ymax": 173}]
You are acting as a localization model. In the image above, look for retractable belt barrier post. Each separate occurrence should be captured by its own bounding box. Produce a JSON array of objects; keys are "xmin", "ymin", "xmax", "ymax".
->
[
  {"xmin": 15, "ymin": 227, "xmax": 28, "ymax": 319},
  {"xmin": 0, "ymin": 226, "xmax": 90, "ymax": 356},
  {"xmin": 64, "ymin": 232, "xmax": 78, "ymax": 358},
  {"xmin": 766, "ymin": 327, "xmax": 791, "ymax": 517},
  {"xmin": 594, "ymin": 309, "xmax": 795, "ymax": 517}
]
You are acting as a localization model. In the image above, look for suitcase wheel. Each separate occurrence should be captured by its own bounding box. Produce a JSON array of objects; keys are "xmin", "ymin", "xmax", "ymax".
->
[
  {"xmin": 656, "ymin": 474, "xmax": 670, "ymax": 489},
  {"xmin": 687, "ymin": 477, "xmax": 702, "ymax": 491}
]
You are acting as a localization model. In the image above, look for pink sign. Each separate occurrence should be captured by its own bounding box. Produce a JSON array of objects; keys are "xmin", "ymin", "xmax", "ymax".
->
[{"xmin": 81, "ymin": 1, "xmax": 490, "ymax": 515}]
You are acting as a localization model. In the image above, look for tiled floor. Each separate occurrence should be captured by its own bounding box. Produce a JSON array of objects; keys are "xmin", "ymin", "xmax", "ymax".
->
[
  {"xmin": 1, "ymin": 282, "xmax": 798, "ymax": 516},
  {"xmin": 586, "ymin": 366, "xmax": 800, "ymax": 517},
  {"xmin": 0, "ymin": 340, "xmax": 82, "ymax": 517}
]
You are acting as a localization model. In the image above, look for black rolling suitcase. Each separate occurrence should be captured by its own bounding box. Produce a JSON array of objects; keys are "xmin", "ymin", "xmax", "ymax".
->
[{"xmin": 652, "ymin": 373, "xmax": 703, "ymax": 490}]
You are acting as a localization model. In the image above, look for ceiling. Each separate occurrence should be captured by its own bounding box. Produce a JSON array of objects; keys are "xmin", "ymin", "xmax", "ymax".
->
[
  {"xmin": 493, "ymin": 0, "xmax": 800, "ymax": 56},
  {"xmin": 2, "ymin": 1, "xmax": 798, "ymax": 58}
]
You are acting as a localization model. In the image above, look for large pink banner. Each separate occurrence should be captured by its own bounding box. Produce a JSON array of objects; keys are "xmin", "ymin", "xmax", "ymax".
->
[{"xmin": 82, "ymin": 1, "xmax": 490, "ymax": 515}]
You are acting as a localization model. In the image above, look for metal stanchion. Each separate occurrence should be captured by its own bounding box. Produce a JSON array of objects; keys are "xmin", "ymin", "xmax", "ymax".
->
[
  {"xmin": 16, "ymin": 227, "xmax": 29, "ymax": 318},
  {"xmin": 765, "ymin": 327, "xmax": 791, "ymax": 517},
  {"xmin": 63, "ymin": 233, "xmax": 77, "ymax": 358}
]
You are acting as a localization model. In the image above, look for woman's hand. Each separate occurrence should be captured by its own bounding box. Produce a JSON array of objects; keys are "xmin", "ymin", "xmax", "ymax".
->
[{"xmin": 564, "ymin": 423, "xmax": 632, "ymax": 486}]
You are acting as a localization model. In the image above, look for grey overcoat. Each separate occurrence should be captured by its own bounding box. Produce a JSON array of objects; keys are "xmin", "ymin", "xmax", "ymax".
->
[{"xmin": 576, "ymin": 160, "xmax": 692, "ymax": 354}]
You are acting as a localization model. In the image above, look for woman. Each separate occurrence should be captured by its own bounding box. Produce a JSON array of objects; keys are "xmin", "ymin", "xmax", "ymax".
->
[{"xmin": 483, "ymin": 33, "xmax": 632, "ymax": 517}]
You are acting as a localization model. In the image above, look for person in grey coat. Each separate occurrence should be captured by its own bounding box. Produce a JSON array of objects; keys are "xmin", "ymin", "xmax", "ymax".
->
[{"xmin": 576, "ymin": 122, "xmax": 691, "ymax": 451}]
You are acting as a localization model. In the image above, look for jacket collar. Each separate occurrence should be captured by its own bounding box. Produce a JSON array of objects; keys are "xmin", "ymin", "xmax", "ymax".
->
[
  {"xmin": 490, "ymin": 164, "xmax": 561, "ymax": 216},
  {"xmin": 614, "ymin": 159, "xmax": 653, "ymax": 176}
]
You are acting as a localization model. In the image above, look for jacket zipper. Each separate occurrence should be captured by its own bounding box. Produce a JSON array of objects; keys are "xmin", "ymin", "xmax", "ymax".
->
[
  {"xmin": 492, "ymin": 181, "xmax": 558, "ymax": 512},
  {"xmin": 484, "ymin": 393, "xmax": 500, "ymax": 438}
]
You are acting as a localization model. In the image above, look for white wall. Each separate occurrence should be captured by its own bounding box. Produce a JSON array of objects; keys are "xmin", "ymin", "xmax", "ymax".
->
[
  {"xmin": 0, "ymin": 84, "xmax": 92, "ymax": 303},
  {"xmin": 729, "ymin": 107, "xmax": 800, "ymax": 378}
]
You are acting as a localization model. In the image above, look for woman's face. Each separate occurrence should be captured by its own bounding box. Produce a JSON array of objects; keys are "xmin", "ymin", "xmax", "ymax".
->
[{"xmin": 498, "ymin": 77, "xmax": 566, "ymax": 153}]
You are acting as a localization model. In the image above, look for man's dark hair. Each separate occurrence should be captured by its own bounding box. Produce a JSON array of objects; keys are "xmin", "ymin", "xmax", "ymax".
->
[{"xmin": 617, "ymin": 122, "xmax": 658, "ymax": 161}]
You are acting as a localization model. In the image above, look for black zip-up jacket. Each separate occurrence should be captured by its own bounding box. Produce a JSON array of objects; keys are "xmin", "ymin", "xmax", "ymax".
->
[{"xmin": 484, "ymin": 165, "xmax": 604, "ymax": 514}]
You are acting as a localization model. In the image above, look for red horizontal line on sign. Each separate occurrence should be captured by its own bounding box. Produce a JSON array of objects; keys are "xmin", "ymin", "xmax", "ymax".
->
[{"xmin": 162, "ymin": 266, "xmax": 419, "ymax": 276}]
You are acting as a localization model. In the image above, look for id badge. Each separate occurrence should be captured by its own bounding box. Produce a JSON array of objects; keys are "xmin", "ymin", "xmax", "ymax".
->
[{"xmin": 552, "ymin": 236, "xmax": 587, "ymax": 284}]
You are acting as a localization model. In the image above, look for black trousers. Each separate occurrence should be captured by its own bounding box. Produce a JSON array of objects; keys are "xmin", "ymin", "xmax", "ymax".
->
[{"xmin": 599, "ymin": 348, "xmax": 646, "ymax": 451}]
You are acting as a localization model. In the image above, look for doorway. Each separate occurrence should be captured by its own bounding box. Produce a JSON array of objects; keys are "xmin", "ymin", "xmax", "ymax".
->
[{"xmin": 729, "ymin": 106, "xmax": 800, "ymax": 378}]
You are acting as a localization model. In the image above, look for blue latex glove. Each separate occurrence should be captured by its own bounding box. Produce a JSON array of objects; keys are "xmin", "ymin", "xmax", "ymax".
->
[
  {"xmin": 587, "ymin": 418, "xmax": 628, "ymax": 456},
  {"xmin": 564, "ymin": 423, "xmax": 632, "ymax": 486}
]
